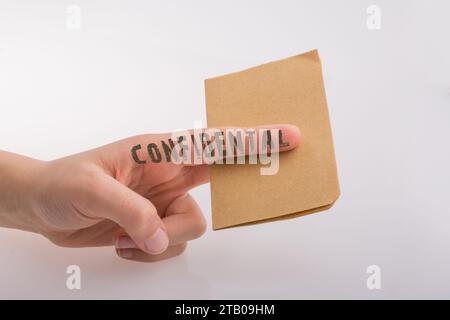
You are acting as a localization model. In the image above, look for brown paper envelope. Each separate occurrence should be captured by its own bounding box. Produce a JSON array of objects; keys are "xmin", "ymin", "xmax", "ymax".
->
[{"xmin": 204, "ymin": 49, "xmax": 340, "ymax": 230}]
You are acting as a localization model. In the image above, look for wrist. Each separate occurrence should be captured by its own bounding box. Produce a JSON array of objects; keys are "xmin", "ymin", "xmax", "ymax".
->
[{"xmin": 0, "ymin": 151, "xmax": 47, "ymax": 233}]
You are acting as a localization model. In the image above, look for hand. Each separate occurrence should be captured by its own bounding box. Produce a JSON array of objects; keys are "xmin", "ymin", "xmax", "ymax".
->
[{"xmin": 0, "ymin": 125, "xmax": 300, "ymax": 262}]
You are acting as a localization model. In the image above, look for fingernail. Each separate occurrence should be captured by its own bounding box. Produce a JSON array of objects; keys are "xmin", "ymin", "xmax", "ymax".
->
[
  {"xmin": 118, "ymin": 249, "xmax": 133, "ymax": 259},
  {"xmin": 145, "ymin": 228, "xmax": 169, "ymax": 254},
  {"xmin": 115, "ymin": 236, "xmax": 137, "ymax": 249}
]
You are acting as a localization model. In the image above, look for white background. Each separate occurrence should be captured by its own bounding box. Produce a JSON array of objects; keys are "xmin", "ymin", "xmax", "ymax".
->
[{"xmin": 0, "ymin": 0, "xmax": 449, "ymax": 299}]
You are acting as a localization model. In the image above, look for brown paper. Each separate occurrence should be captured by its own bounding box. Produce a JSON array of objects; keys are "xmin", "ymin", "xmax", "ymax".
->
[{"xmin": 205, "ymin": 49, "xmax": 340, "ymax": 230}]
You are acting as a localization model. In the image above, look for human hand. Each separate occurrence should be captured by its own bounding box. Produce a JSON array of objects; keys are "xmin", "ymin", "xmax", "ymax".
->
[{"xmin": 0, "ymin": 125, "xmax": 300, "ymax": 262}]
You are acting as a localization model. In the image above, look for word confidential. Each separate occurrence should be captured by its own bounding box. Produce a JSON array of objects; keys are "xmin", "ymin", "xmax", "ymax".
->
[{"xmin": 131, "ymin": 128, "xmax": 289, "ymax": 175}]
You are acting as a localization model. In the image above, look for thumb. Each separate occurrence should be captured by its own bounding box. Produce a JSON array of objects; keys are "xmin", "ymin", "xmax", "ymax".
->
[{"xmin": 86, "ymin": 173, "xmax": 169, "ymax": 255}]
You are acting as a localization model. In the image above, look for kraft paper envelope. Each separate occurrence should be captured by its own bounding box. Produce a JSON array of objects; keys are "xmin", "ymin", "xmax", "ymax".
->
[{"xmin": 205, "ymin": 49, "xmax": 340, "ymax": 230}]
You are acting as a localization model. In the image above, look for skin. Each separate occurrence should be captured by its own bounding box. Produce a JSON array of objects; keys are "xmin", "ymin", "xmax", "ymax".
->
[{"xmin": 0, "ymin": 124, "xmax": 300, "ymax": 263}]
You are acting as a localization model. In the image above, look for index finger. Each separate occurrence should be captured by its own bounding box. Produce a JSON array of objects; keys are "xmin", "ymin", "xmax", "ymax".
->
[{"xmin": 166, "ymin": 124, "xmax": 301, "ymax": 166}]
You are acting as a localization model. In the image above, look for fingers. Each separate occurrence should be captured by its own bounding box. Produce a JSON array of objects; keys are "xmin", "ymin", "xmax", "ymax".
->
[
  {"xmin": 114, "ymin": 193, "xmax": 206, "ymax": 261},
  {"xmin": 85, "ymin": 174, "xmax": 170, "ymax": 255},
  {"xmin": 115, "ymin": 194, "xmax": 206, "ymax": 262},
  {"xmin": 203, "ymin": 124, "xmax": 300, "ymax": 153},
  {"xmin": 171, "ymin": 124, "xmax": 301, "ymax": 166},
  {"xmin": 126, "ymin": 124, "xmax": 300, "ymax": 166},
  {"xmin": 116, "ymin": 243, "xmax": 187, "ymax": 263},
  {"xmin": 163, "ymin": 193, "xmax": 206, "ymax": 246}
]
